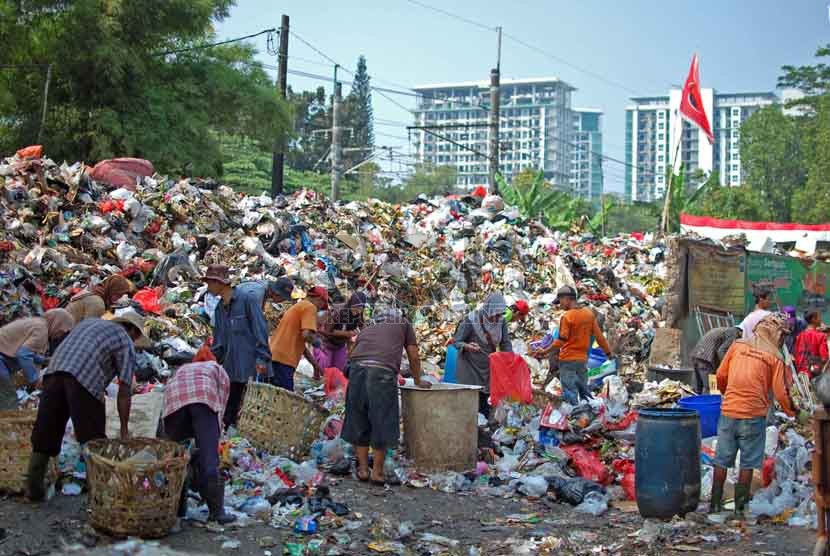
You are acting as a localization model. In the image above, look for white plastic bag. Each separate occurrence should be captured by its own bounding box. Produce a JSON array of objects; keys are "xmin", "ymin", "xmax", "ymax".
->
[{"xmin": 575, "ymin": 491, "xmax": 609, "ymax": 516}]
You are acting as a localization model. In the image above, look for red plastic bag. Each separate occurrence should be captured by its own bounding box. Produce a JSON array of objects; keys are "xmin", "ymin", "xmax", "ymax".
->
[
  {"xmin": 540, "ymin": 403, "xmax": 569, "ymax": 431},
  {"xmin": 16, "ymin": 145, "xmax": 43, "ymax": 159},
  {"xmin": 489, "ymin": 352, "xmax": 532, "ymax": 406},
  {"xmin": 88, "ymin": 158, "xmax": 154, "ymax": 190},
  {"xmin": 133, "ymin": 287, "xmax": 164, "ymax": 314},
  {"xmin": 193, "ymin": 339, "xmax": 216, "ymax": 363},
  {"xmin": 562, "ymin": 445, "xmax": 612, "ymax": 485},
  {"xmin": 324, "ymin": 367, "xmax": 349, "ymax": 400},
  {"xmin": 613, "ymin": 459, "xmax": 636, "ymax": 500},
  {"xmin": 602, "ymin": 410, "xmax": 638, "ymax": 431},
  {"xmin": 762, "ymin": 456, "xmax": 775, "ymax": 487}
]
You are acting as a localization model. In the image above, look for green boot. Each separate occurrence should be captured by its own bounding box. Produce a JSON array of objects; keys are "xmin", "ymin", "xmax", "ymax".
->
[
  {"xmin": 734, "ymin": 483, "xmax": 751, "ymax": 517},
  {"xmin": 709, "ymin": 482, "xmax": 724, "ymax": 513},
  {"xmin": 25, "ymin": 452, "xmax": 50, "ymax": 502}
]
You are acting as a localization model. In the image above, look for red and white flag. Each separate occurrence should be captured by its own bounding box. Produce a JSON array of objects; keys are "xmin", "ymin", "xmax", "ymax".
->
[{"xmin": 679, "ymin": 54, "xmax": 713, "ymax": 145}]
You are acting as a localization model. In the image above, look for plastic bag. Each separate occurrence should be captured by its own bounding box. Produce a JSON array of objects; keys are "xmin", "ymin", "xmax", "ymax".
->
[
  {"xmin": 239, "ymin": 496, "xmax": 272, "ymax": 517},
  {"xmin": 16, "ymin": 145, "xmax": 43, "ymax": 159},
  {"xmin": 193, "ymin": 339, "xmax": 216, "ymax": 362},
  {"xmin": 133, "ymin": 287, "xmax": 164, "ymax": 314},
  {"xmin": 547, "ymin": 476, "xmax": 606, "ymax": 505},
  {"xmin": 517, "ymin": 475, "xmax": 548, "ymax": 497},
  {"xmin": 442, "ymin": 345, "xmax": 458, "ymax": 383},
  {"xmin": 575, "ymin": 491, "xmax": 609, "ymax": 516},
  {"xmin": 495, "ymin": 453, "xmax": 520, "ymax": 474},
  {"xmin": 612, "ymin": 459, "xmax": 636, "ymax": 501},
  {"xmin": 324, "ymin": 367, "xmax": 348, "ymax": 400},
  {"xmin": 489, "ymin": 352, "xmax": 532, "ymax": 406},
  {"xmin": 561, "ymin": 445, "xmax": 612, "ymax": 485}
]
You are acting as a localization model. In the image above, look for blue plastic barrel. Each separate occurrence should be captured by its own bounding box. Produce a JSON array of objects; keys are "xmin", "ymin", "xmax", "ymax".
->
[
  {"xmin": 635, "ymin": 408, "xmax": 701, "ymax": 518},
  {"xmin": 677, "ymin": 395, "xmax": 722, "ymax": 438},
  {"xmin": 442, "ymin": 345, "xmax": 458, "ymax": 384}
]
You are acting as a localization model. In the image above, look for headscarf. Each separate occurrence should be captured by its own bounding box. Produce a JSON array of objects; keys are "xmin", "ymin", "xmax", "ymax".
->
[
  {"xmin": 468, "ymin": 293, "xmax": 507, "ymax": 349},
  {"xmin": 72, "ymin": 275, "xmax": 135, "ymax": 308},
  {"xmin": 782, "ymin": 305, "xmax": 797, "ymax": 330},
  {"xmin": 44, "ymin": 309, "xmax": 75, "ymax": 339},
  {"xmin": 744, "ymin": 313, "xmax": 790, "ymax": 361}
]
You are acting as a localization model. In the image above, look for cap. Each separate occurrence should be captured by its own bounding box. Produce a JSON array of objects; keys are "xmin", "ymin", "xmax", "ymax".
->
[
  {"xmin": 105, "ymin": 308, "xmax": 151, "ymax": 349},
  {"xmin": 266, "ymin": 277, "xmax": 294, "ymax": 300},
  {"xmin": 307, "ymin": 286, "xmax": 329, "ymax": 309},
  {"xmin": 553, "ymin": 285, "xmax": 578, "ymax": 304},
  {"xmin": 202, "ymin": 264, "xmax": 231, "ymax": 285},
  {"xmin": 513, "ymin": 299, "xmax": 530, "ymax": 315}
]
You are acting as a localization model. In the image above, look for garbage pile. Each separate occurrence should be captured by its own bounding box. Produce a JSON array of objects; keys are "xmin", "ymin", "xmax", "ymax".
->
[{"xmin": 0, "ymin": 152, "xmax": 666, "ymax": 375}]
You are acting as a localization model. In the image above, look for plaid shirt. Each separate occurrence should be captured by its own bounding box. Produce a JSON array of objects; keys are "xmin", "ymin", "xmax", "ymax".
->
[
  {"xmin": 46, "ymin": 319, "xmax": 136, "ymax": 400},
  {"xmin": 691, "ymin": 326, "xmax": 741, "ymax": 368},
  {"xmin": 163, "ymin": 361, "xmax": 230, "ymax": 424}
]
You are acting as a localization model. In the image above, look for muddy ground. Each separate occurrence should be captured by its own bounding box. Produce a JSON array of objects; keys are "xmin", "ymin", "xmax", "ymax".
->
[{"xmin": 0, "ymin": 477, "xmax": 815, "ymax": 556}]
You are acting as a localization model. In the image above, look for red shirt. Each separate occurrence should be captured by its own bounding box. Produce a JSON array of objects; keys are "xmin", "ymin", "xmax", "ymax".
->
[{"xmin": 794, "ymin": 328, "xmax": 829, "ymax": 376}]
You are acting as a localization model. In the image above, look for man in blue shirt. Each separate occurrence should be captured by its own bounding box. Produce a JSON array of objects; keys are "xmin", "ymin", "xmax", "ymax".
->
[{"xmin": 205, "ymin": 265, "xmax": 272, "ymax": 428}]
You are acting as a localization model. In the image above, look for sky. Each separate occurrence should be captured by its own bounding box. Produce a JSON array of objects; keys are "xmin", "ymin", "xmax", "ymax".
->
[{"xmin": 217, "ymin": 0, "xmax": 829, "ymax": 193}]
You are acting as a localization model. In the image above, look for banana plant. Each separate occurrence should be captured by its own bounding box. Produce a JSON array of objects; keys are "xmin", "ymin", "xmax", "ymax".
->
[{"xmin": 497, "ymin": 170, "xmax": 567, "ymax": 222}]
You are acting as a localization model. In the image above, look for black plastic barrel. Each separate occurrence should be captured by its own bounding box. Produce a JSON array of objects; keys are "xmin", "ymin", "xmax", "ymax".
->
[{"xmin": 635, "ymin": 407, "xmax": 701, "ymax": 518}]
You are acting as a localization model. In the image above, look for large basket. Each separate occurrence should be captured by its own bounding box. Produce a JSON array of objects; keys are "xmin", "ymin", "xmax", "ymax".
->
[
  {"xmin": 238, "ymin": 381, "xmax": 328, "ymax": 458},
  {"xmin": 0, "ymin": 409, "xmax": 57, "ymax": 494},
  {"xmin": 85, "ymin": 438, "xmax": 189, "ymax": 538}
]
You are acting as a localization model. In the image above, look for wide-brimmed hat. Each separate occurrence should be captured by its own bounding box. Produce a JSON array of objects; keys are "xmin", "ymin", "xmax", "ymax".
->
[
  {"xmin": 553, "ymin": 285, "xmax": 578, "ymax": 305},
  {"xmin": 106, "ymin": 308, "xmax": 151, "ymax": 349},
  {"xmin": 202, "ymin": 264, "xmax": 231, "ymax": 285}
]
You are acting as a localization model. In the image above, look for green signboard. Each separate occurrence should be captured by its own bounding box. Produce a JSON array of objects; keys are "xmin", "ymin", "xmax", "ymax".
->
[{"xmin": 744, "ymin": 253, "xmax": 830, "ymax": 319}]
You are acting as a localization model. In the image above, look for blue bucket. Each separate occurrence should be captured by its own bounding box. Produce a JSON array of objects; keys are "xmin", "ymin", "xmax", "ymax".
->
[
  {"xmin": 442, "ymin": 345, "xmax": 458, "ymax": 384},
  {"xmin": 677, "ymin": 395, "xmax": 722, "ymax": 438}
]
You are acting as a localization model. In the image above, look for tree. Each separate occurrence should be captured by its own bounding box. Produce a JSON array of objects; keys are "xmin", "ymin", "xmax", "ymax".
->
[
  {"xmin": 605, "ymin": 202, "xmax": 661, "ymax": 234},
  {"xmin": 689, "ymin": 183, "xmax": 774, "ymax": 222},
  {"xmin": 0, "ymin": 0, "xmax": 290, "ymax": 177},
  {"xmin": 791, "ymin": 95, "xmax": 830, "ymax": 223},
  {"xmin": 739, "ymin": 106, "xmax": 805, "ymax": 222},
  {"xmin": 779, "ymin": 44, "xmax": 830, "ymax": 113},
  {"xmin": 286, "ymin": 85, "xmax": 331, "ymax": 171},
  {"xmin": 498, "ymin": 169, "xmax": 592, "ymax": 231},
  {"xmin": 343, "ymin": 55, "xmax": 374, "ymax": 168}
]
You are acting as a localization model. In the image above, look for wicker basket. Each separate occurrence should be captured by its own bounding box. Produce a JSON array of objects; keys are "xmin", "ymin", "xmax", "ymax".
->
[
  {"xmin": 238, "ymin": 381, "xmax": 328, "ymax": 458},
  {"xmin": 85, "ymin": 438, "xmax": 189, "ymax": 538},
  {"xmin": 0, "ymin": 409, "xmax": 57, "ymax": 494}
]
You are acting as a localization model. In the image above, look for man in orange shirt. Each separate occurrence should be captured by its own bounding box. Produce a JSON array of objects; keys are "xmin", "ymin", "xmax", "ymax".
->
[
  {"xmin": 269, "ymin": 286, "xmax": 328, "ymax": 391},
  {"xmin": 710, "ymin": 313, "xmax": 796, "ymax": 515},
  {"xmin": 531, "ymin": 286, "xmax": 613, "ymax": 404}
]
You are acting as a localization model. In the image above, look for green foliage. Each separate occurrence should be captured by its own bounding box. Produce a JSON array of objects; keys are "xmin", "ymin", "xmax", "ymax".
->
[
  {"xmin": 370, "ymin": 164, "xmax": 457, "ymax": 204},
  {"xmin": 689, "ymin": 182, "xmax": 773, "ymax": 221},
  {"xmin": 791, "ymin": 95, "xmax": 830, "ymax": 223},
  {"xmin": 0, "ymin": 0, "xmax": 289, "ymax": 176},
  {"xmin": 343, "ymin": 55, "xmax": 374, "ymax": 167},
  {"xmin": 779, "ymin": 44, "xmax": 830, "ymax": 112},
  {"xmin": 664, "ymin": 165, "xmax": 713, "ymax": 233},
  {"xmin": 285, "ymin": 85, "xmax": 331, "ymax": 172},
  {"xmin": 497, "ymin": 168, "xmax": 592, "ymax": 231},
  {"xmin": 605, "ymin": 202, "xmax": 661, "ymax": 234},
  {"xmin": 739, "ymin": 106, "xmax": 805, "ymax": 222}
]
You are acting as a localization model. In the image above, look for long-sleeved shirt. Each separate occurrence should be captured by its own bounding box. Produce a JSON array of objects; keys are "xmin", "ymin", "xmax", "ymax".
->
[
  {"xmin": 794, "ymin": 327, "xmax": 829, "ymax": 376},
  {"xmin": 716, "ymin": 341, "xmax": 795, "ymax": 419},
  {"xmin": 210, "ymin": 286, "xmax": 271, "ymax": 383},
  {"xmin": 551, "ymin": 307, "xmax": 611, "ymax": 362},
  {"xmin": 691, "ymin": 327, "xmax": 741, "ymax": 368},
  {"xmin": 454, "ymin": 316, "xmax": 512, "ymax": 393}
]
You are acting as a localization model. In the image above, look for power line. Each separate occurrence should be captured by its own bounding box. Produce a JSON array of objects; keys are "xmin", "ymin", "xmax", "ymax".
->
[
  {"xmin": 289, "ymin": 30, "xmax": 340, "ymax": 67},
  {"xmin": 402, "ymin": 0, "xmax": 497, "ymax": 32},
  {"xmin": 154, "ymin": 28, "xmax": 276, "ymax": 57}
]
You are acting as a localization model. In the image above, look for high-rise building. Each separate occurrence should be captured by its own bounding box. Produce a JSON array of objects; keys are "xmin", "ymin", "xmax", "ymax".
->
[
  {"xmin": 412, "ymin": 77, "xmax": 575, "ymax": 191},
  {"xmin": 625, "ymin": 89, "xmax": 778, "ymax": 202},
  {"xmin": 570, "ymin": 109, "xmax": 603, "ymax": 201}
]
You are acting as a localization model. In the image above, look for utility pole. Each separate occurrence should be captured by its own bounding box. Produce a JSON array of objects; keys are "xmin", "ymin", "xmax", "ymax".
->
[
  {"xmin": 488, "ymin": 26, "xmax": 502, "ymax": 194},
  {"xmin": 271, "ymin": 14, "xmax": 289, "ymax": 197},
  {"xmin": 331, "ymin": 66, "xmax": 343, "ymax": 202}
]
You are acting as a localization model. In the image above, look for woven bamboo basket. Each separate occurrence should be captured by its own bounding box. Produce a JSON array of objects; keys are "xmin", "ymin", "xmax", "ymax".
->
[
  {"xmin": 0, "ymin": 409, "xmax": 58, "ymax": 494},
  {"xmin": 85, "ymin": 438, "xmax": 189, "ymax": 538},
  {"xmin": 238, "ymin": 381, "xmax": 328, "ymax": 458}
]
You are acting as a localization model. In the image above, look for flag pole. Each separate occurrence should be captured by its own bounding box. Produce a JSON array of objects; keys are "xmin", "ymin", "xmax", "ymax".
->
[{"xmin": 660, "ymin": 111, "xmax": 682, "ymax": 234}]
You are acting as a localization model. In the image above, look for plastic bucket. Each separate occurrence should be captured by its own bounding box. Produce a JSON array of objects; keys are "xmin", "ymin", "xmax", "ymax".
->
[
  {"xmin": 442, "ymin": 345, "xmax": 458, "ymax": 384},
  {"xmin": 677, "ymin": 395, "xmax": 722, "ymax": 438}
]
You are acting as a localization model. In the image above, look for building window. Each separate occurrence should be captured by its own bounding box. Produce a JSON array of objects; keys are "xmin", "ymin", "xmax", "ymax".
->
[
  {"xmin": 658, "ymin": 155, "xmax": 664, "ymax": 162},
  {"xmin": 658, "ymin": 111, "xmax": 665, "ymax": 119},
  {"xmin": 657, "ymin": 133, "xmax": 664, "ymax": 141},
  {"xmin": 658, "ymin": 122, "xmax": 665, "ymax": 130}
]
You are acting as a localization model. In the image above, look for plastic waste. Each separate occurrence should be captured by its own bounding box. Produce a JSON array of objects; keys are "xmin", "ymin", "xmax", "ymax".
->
[
  {"xmin": 517, "ymin": 475, "xmax": 549, "ymax": 497},
  {"xmin": 574, "ymin": 490, "xmax": 609, "ymax": 516},
  {"xmin": 547, "ymin": 476, "xmax": 606, "ymax": 506},
  {"xmin": 239, "ymin": 496, "xmax": 271, "ymax": 517},
  {"xmin": 764, "ymin": 425, "xmax": 779, "ymax": 456},
  {"xmin": 495, "ymin": 453, "xmax": 520, "ymax": 474},
  {"xmin": 489, "ymin": 352, "xmax": 533, "ymax": 406}
]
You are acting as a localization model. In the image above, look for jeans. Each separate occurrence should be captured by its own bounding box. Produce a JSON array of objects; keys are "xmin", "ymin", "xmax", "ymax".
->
[
  {"xmin": 271, "ymin": 361, "xmax": 296, "ymax": 392},
  {"xmin": 559, "ymin": 360, "xmax": 591, "ymax": 404},
  {"xmin": 224, "ymin": 382, "xmax": 247, "ymax": 429},
  {"xmin": 164, "ymin": 403, "xmax": 221, "ymax": 489}
]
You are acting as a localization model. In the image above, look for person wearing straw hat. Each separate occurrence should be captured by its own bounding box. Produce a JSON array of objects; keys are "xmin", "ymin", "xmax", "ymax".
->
[
  {"xmin": 0, "ymin": 309, "xmax": 75, "ymax": 410},
  {"xmin": 163, "ymin": 360, "xmax": 235, "ymax": 524},
  {"xmin": 26, "ymin": 309, "xmax": 148, "ymax": 501},
  {"xmin": 204, "ymin": 264, "xmax": 271, "ymax": 428}
]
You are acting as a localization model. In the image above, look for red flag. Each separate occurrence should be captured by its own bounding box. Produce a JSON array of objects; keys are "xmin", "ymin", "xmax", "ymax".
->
[{"xmin": 679, "ymin": 54, "xmax": 713, "ymax": 144}]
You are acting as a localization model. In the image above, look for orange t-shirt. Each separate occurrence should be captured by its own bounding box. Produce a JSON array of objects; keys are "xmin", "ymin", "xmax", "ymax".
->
[
  {"xmin": 551, "ymin": 307, "xmax": 612, "ymax": 362},
  {"xmin": 270, "ymin": 300, "xmax": 318, "ymax": 367},
  {"xmin": 716, "ymin": 341, "xmax": 795, "ymax": 419}
]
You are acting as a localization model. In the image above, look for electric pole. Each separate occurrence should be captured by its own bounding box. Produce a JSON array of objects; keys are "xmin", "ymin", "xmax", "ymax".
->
[
  {"xmin": 488, "ymin": 26, "xmax": 502, "ymax": 194},
  {"xmin": 331, "ymin": 66, "xmax": 343, "ymax": 202},
  {"xmin": 271, "ymin": 14, "xmax": 289, "ymax": 197}
]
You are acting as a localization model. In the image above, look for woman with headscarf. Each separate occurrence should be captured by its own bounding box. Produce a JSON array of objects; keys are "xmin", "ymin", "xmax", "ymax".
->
[
  {"xmin": 314, "ymin": 292, "xmax": 369, "ymax": 372},
  {"xmin": 453, "ymin": 293, "xmax": 512, "ymax": 418},
  {"xmin": 709, "ymin": 313, "xmax": 796, "ymax": 516},
  {"xmin": 65, "ymin": 274, "xmax": 135, "ymax": 323},
  {"xmin": 0, "ymin": 309, "xmax": 75, "ymax": 409}
]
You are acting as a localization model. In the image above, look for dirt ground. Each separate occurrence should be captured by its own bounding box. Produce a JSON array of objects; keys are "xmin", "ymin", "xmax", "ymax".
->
[{"xmin": 0, "ymin": 477, "xmax": 815, "ymax": 556}]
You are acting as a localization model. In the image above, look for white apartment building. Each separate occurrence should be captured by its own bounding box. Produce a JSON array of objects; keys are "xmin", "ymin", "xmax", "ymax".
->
[{"xmin": 625, "ymin": 90, "xmax": 778, "ymax": 202}]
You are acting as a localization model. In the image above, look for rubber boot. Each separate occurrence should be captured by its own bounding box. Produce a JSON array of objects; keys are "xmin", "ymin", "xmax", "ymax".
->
[
  {"xmin": 734, "ymin": 483, "xmax": 750, "ymax": 517},
  {"xmin": 204, "ymin": 479, "xmax": 236, "ymax": 525},
  {"xmin": 709, "ymin": 481, "xmax": 724, "ymax": 514},
  {"xmin": 25, "ymin": 452, "xmax": 50, "ymax": 502}
]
